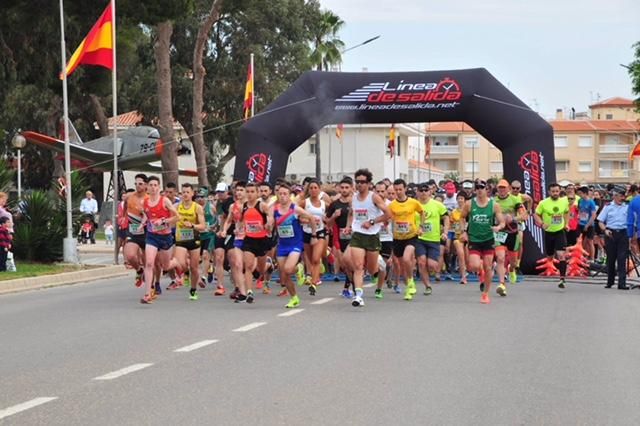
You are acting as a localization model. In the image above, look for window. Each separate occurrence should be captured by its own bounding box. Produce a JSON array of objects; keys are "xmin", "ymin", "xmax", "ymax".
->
[
  {"xmin": 489, "ymin": 161, "xmax": 503, "ymax": 173},
  {"xmin": 464, "ymin": 137, "xmax": 478, "ymax": 148},
  {"xmin": 605, "ymin": 135, "xmax": 620, "ymax": 144},
  {"xmin": 433, "ymin": 135, "xmax": 458, "ymax": 146},
  {"xmin": 309, "ymin": 139, "xmax": 316, "ymax": 155},
  {"xmin": 578, "ymin": 161, "xmax": 592, "ymax": 172},
  {"xmin": 578, "ymin": 136, "xmax": 593, "ymax": 148},
  {"xmin": 554, "ymin": 136, "xmax": 568, "ymax": 148},
  {"xmin": 556, "ymin": 161, "xmax": 569, "ymax": 173},
  {"xmin": 464, "ymin": 162, "xmax": 479, "ymax": 173},
  {"xmin": 606, "ymin": 114, "xmax": 613, "ymax": 120}
]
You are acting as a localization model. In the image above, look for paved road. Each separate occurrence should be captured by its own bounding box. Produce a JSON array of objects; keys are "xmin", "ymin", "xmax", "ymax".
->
[{"xmin": 1, "ymin": 275, "xmax": 639, "ymax": 425}]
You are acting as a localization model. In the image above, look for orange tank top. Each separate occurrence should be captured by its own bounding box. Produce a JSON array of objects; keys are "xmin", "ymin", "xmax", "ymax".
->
[{"xmin": 243, "ymin": 201, "xmax": 267, "ymax": 238}]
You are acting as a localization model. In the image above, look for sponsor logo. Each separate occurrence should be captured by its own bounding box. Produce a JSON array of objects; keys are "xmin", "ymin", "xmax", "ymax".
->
[
  {"xmin": 246, "ymin": 152, "xmax": 272, "ymax": 183},
  {"xmin": 519, "ymin": 150, "xmax": 547, "ymax": 254},
  {"xmin": 335, "ymin": 77, "xmax": 462, "ymax": 111}
]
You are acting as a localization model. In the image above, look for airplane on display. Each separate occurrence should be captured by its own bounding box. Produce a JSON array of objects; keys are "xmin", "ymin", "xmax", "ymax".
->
[{"xmin": 20, "ymin": 123, "xmax": 197, "ymax": 177}]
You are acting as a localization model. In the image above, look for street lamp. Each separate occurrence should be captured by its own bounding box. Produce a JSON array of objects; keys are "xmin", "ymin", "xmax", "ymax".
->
[{"xmin": 11, "ymin": 132, "xmax": 27, "ymax": 199}]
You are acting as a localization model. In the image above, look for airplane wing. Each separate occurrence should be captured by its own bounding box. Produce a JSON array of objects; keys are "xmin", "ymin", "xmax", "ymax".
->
[
  {"xmin": 21, "ymin": 131, "xmax": 111, "ymax": 164},
  {"xmin": 137, "ymin": 162, "xmax": 199, "ymax": 177}
]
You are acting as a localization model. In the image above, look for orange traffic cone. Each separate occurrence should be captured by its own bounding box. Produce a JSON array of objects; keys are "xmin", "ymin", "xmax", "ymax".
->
[
  {"xmin": 536, "ymin": 257, "xmax": 559, "ymax": 276},
  {"xmin": 566, "ymin": 236, "xmax": 589, "ymax": 277}
]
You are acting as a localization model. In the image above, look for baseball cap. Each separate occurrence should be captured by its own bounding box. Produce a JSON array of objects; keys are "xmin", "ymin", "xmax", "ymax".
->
[
  {"xmin": 497, "ymin": 179, "xmax": 510, "ymax": 188},
  {"xmin": 462, "ymin": 181, "xmax": 473, "ymax": 190},
  {"xmin": 196, "ymin": 187, "xmax": 209, "ymax": 198},
  {"xmin": 215, "ymin": 182, "xmax": 228, "ymax": 192},
  {"xmin": 475, "ymin": 179, "xmax": 488, "ymax": 189},
  {"xmin": 444, "ymin": 182, "xmax": 456, "ymax": 192}
]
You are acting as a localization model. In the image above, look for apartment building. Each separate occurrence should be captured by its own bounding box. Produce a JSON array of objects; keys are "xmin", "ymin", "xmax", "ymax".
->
[{"xmin": 424, "ymin": 97, "xmax": 640, "ymax": 184}]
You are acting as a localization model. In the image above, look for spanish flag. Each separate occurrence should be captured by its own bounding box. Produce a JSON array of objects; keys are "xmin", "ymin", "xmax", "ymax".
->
[
  {"xmin": 61, "ymin": 2, "xmax": 114, "ymax": 78},
  {"xmin": 243, "ymin": 61, "xmax": 254, "ymax": 120},
  {"xmin": 336, "ymin": 123, "xmax": 344, "ymax": 141},
  {"xmin": 630, "ymin": 138, "xmax": 640, "ymax": 160},
  {"xmin": 388, "ymin": 124, "xmax": 396, "ymax": 158}
]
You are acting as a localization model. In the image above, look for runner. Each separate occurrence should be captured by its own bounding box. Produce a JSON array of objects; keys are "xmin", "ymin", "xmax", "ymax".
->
[
  {"xmin": 460, "ymin": 180, "xmax": 505, "ymax": 304},
  {"xmin": 274, "ymin": 183, "xmax": 317, "ymax": 308},
  {"xmin": 325, "ymin": 177, "xmax": 354, "ymax": 298},
  {"xmin": 534, "ymin": 183, "xmax": 570, "ymax": 289},
  {"xmin": 576, "ymin": 186, "xmax": 597, "ymax": 260},
  {"xmin": 258, "ymin": 182, "xmax": 277, "ymax": 293},
  {"xmin": 449, "ymin": 193, "xmax": 468, "ymax": 284},
  {"xmin": 140, "ymin": 176, "xmax": 179, "ymax": 304},
  {"xmin": 196, "ymin": 187, "xmax": 216, "ymax": 288},
  {"xmin": 116, "ymin": 190, "xmax": 132, "ymax": 260},
  {"xmin": 373, "ymin": 180, "xmax": 393, "ymax": 298},
  {"xmin": 172, "ymin": 183, "xmax": 206, "ymax": 300},
  {"xmin": 299, "ymin": 179, "xmax": 328, "ymax": 295},
  {"xmin": 415, "ymin": 182, "xmax": 449, "ymax": 297},
  {"xmin": 493, "ymin": 179, "xmax": 528, "ymax": 296},
  {"xmin": 123, "ymin": 174, "xmax": 148, "ymax": 289},
  {"xmin": 213, "ymin": 183, "xmax": 233, "ymax": 295},
  {"xmin": 344, "ymin": 169, "xmax": 390, "ymax": 307},
  {"xmin": 510, "ymin": 180, "xmax": 532, "ymax": 272},
  {"xmin": 219, "ymin": 182, "xmax": 249, "ymax": 302}
]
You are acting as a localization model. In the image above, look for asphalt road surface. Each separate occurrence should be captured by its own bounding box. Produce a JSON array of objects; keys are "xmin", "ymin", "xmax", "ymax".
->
[{"xmin": 1, "ymin": 274, "xmax": 639, "ymax": 425}]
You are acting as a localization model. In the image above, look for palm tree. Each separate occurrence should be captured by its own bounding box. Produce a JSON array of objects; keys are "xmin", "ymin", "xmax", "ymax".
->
[{"xmin": 310, "ymin": 11, "xmax": 345, "ymax": 179}]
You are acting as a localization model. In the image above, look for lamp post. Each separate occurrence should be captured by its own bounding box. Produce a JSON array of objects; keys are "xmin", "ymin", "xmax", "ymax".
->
[{"xmin": 11, "ymin": 132, "xmax": 27, "ymax": 199}]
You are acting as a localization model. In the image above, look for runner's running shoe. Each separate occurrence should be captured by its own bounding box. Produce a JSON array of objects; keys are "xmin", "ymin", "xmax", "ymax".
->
[
  {"xmin": 246, "ymin": 290, "xmax": 255, "ymax": 304},
  {"xmin": 496, "ymin": 283, "xmax": 507, "ymax": 297},
  {"xmin": 351, "ymin": 295, "xmax": 364, "ymax": 307},
  {"xmin": 480, "ymin": 293, "xmax": 490, "ymax": 304},
  {"xmin": 263, "ymin": 283, "xmax": 272, "ymax": 295},
  {"xmin": 229, "ymin": 287, "xmax": 240, "ymax": 300},
  {"xmin": 154, "ymin": 282, "xmax": 162, "ymax": 295},
  {"xmin": 404, "ymin": 287, "xmax": 413, "ymax": 301},
  {"xmin": 167, "ymin": 280, "xmax": 179, "ymax": 290},
  {"xmin": 509, "ymin": 270, "xmax": 517, "ymax": 284},
  {"xmin": 277, "ymin": 287, "xmax": 289, "ymax": 297},
  {"xmin": 207, "ymin": 265, "xmax": 214, "ymax": 283},
  {"xmin": 296, "ymin": 264, "xmax": 305, "ymax": 286},
  {"xmin": 407, "ymin": 279, "xmax": 417, "ymax": 295},
  {"xmin": 285, "ymin": 295, "xmax": 300, "ymax": 309},
  {"xmin": 135, "ymin": 269, "xmax": 144, "ymax": 287},
  {"xmin": 479, "ymin": 283, "xmax": 485, "ymax": 292},
  {"xmin": 309, "ymin": 284, "xmax": 317, "ymax": 296},
  {"xmin": 375, "ymin": 288, "xmax": 383, "ymax": 299},
  {"xmin": 189, "ymin": 289, "xmax": 199, "ymax": 301},
  {"xmin": 214, "ymin": 284, "xmax": 225, "ymax": 296},
  {"xmin": 424, "ymin": 286, "xmax": 433, "ymax": 296},
  {"xmin": 256, "ymin": 279, "xmax": 264, "ymax": 290},
  {"xmin": 199, "ymin": 277, "xmax": 207, "ymax": 289},
  {"xmin": 558, "ymin": 278, "xmax": 566, "ymax": 289},
  {"xmin": 393, "ymin": 284, "xmax": 401, "ymax": 294},
  {"xmin": 140, "ymin": 294, "xmax": 153, "ymax": 304}
]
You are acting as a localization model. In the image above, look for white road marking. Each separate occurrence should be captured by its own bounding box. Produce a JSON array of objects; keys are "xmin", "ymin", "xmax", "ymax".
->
[
  {"xmin": 0, "ymin": 397, "xmax": 58, "ymax": 420},
  {"xmin": 311, "ymin": 297, "xmax": 334, "ymax": 305},
  {"xmin": 363, "ymin": 283, "xmax": 375, "ymax": 288},
  {"xmin": 233, "ymin": 322, "xmax": 267, "ymax": 332},
  {"xmin": 174, "ymin": 339, "xmax": 219, "ymax": 353},
  {"xmin": 278, "ymin": 309, "xmax": 305, "ymax": 317},
  {"xmin": 93, "ymin": 363, "xmax": 154, "ymax": 380}
]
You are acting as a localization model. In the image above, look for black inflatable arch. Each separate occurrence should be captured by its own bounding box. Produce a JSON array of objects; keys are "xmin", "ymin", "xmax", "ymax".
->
[{"xmin": 234, "ymin": 68, "xmax": 556, "ymax": 273}]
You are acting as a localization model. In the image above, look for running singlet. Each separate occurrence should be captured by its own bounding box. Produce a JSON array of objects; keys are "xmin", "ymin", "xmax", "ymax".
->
[
  {"xmin": 535, "ymin": 197, "xmax": 569, "ymax": 233},
  {"xmin": 274, "ymin": 204, "xmax": 303, "ymax": 246},
  {"xmin": 302, "ymin": 198, "xmax": 325, "ymax": 234},
  {"xmin": 468, "ymin": 198, "xmax": 495, "ymax": 243},
  {"xmin": 379, "ymin": 199, "xmax": 393, "ymax": 242},
  {"xmin": 126, "ymin": 194, "xmax": 148, "ymax": 235},
  {"xmin": 351, "ymin": 192, "xmax": 382, "ymax": 235},
  {"xmin": 388, "ymin": 197, "xmax": 423, "ymax": 240},
  {"xmin": 242, "ymin": 201, "xmax": 268, "ymax": 238},
  {"xmin": 495, "ymin": 194, "xmax": 522, "ymax": 234},
  {"xmin": 418, "ymin": 199, "xmax": 447, "ymax": 243},
  {"xmin": 230, "ymin": 201, "xmax": 245, "ymax": 240},
  {"xmin": 200, "ymin": 202, "xmax": 217, "ymax": 239},
  {"xmin": 176, "ymin": 202, "xmax": 198, "ymax": 242},
  {"xmin": 144, "ymin": 196, "xmax": 172, "ymax": 235}
]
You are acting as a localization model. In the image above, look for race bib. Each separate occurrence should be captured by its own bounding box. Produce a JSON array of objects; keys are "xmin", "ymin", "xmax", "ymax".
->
[
  {"xmin": 151, "ymin": 222, "xmax": 169, "ymax": 233},
  {"xmin": 452, "ymin": 222, "xmax": 461, "ymax": 232},
  {"xmin": 128, "ymin": 222, "xmax": 144, "ymax": 235},
  {"xmin": 551, "ymin": 215, "xmax": 563, "ymax": 225},
  {"xmin": 494, "ymin": 231, "xmax": 508, "ymax": 244},
  {"xmin": 339, "ymin": 227, "xmax": 352, "ymax": 240},
  {"xmin": 396, "ymin": 222, "xmax": 410, "ymax": 234},
  {"xmin": 421, "ymin": 222, "xmax": 433, "ymax": 234},
  {"xmin": 277, "ymin": 224, "xmax": 294, "ymax": 238},
  {"xmin": 246, "ymin": 221, "xmax": 263, "ymax": 233},
  {"xmin": 355, "ymin": 209, "xmax": 368, "ymax": 222},
  {"xmin": 579, "ymin": 212, "xmax": 589, "ymax": 222},
  {"xmin": 177, "ymin": 228, "xmax": 195, "ymax": 242}
]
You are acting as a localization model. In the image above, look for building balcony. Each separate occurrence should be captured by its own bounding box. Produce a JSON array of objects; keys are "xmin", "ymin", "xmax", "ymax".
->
[
  {"xmin": 599, "ymin": 144, "xmax": 631, "ymax": 154},
  {"xmin": 430, "ymin": 145, "xmax": 460, "ymax": 155},
  {"xmin": 598, "ymin": 169, "xmax": 629, "ymax": 178}
]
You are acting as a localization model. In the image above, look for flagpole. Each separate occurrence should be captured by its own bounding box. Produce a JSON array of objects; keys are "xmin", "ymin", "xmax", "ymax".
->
[
  {"xmin": 250, "ymin": 53, "xmax": 255, "ymax": 118},
  {"xmin": 59, "ymin": 0, "xmax": 78, "ymax": 264},
  {"xmin": 111, "ymin": 0, "xmax": 119, "ymax": 264}
]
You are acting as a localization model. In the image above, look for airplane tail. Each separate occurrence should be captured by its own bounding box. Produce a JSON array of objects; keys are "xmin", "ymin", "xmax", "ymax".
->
[{"xmin": 58, "ymin": 118, "xmax": 84, "ymax": 145}]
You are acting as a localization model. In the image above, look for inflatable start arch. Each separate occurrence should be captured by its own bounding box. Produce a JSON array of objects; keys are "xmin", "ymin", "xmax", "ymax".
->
[{"xmin": 234, "ymin": 68, "xmax": 556, "ymax": 274}]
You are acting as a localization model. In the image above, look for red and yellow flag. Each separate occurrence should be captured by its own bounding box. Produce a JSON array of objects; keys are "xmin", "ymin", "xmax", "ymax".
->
[
  {"xmin": 336, "ymin": 123, "xmax": 344, "ymax": 141},
  {"xmin": 61, "ymin": 2, "xmax": 114, "ymax": 78},
  {"xmin": 243, "ymin": 61, "xmax": 254, "ymax": 120},
  {"xmin": 388, "ymin": 124, "xmax": 396, "ymax": 158},
  {"xmin": 630, "ymin": 138, "xmax": 640, "ymax": 160},
  {"xmin": 424, "ymin": 135, "xmax": 432, "ymax": 161}
]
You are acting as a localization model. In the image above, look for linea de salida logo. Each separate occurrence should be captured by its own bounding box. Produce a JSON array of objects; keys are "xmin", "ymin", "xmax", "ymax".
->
[{"xmin": 336, "ymin": 77, "xmax": 462, "ymax": 105}]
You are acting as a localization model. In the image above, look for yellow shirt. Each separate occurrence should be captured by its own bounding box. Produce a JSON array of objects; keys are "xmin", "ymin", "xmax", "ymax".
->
[{"xmin": 389, "ymin": 197, "xmax": 423, "ymax": 240}]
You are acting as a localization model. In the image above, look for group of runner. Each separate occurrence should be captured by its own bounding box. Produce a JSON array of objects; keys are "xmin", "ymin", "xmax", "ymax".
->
[{"xmin": 117, "ymin": 169, "xmax": 582, "ymax": 307}]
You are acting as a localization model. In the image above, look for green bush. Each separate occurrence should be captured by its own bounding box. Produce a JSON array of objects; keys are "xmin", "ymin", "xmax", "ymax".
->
[
  {"xmin": 12, "ymin": 191, "xmax": 65, "ymax": 261},
  {"xmin": 0, "ymin": 158, "xmax": 15, "ymax": 192}
]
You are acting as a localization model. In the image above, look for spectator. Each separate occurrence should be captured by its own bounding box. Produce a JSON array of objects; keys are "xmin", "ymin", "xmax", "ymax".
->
[
  {"xmin": 0, "ymin": 216, "xmax": 12, "ymax": 272},
  {"xmin": 79, "ymin": 190, "xmax": 98, "ymax": 243},
  {"xmin": 104, "ymin": 219, "xmax": 114, "ymax": 245},
  {"xmin": 0, "ymin": 192, "xmax": 14, "ymax": 233}
]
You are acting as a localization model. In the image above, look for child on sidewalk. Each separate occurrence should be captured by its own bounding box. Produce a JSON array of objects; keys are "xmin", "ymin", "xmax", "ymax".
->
[
  {"xmin": 103, "ymin": 219, "xmax": 114, "ymax": 245},
  {"xmin": 0, "ymin": 217, "xmax": 13, "ymax": 272}
]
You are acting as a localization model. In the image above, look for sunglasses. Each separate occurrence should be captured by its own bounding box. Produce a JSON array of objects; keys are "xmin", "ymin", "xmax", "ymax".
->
[
  {"xmin": 355, "ymin": 180, "xmax": 368, "ymax": 184},
  {"xmin": 475, "ymin": 184, "xmax": 486, "ymax": 190},
  {"xmin": 511, "ymin": 187, "xmax": 521, "ymax": 190},
  {"xmin": 418, "ymin": 188, "xmax": 429, "ymax": 192}
]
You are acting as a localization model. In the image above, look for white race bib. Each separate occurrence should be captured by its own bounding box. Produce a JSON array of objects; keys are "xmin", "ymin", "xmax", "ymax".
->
[
  {"xmin": 355, "ymin": 209, "xmax": 368, "ymax": 222},
  {"xmin": 177, "ymin": 228, "xmax": 194, "ymax": 242},
  {"xmin": 396, "ymin": 222, "xmax": 410, "ymax": 234},
  {"xmin": 421, "ymin": 222, "xmax": 433, "ymax": 234},
  {"xmin": 551, "ymin": 215, "xmax": 563, "ymax": 225},
  {"xmin": 246, "ymin": 221, "xmax": 263, "ymax": 233},
  {"xmin": 277, "ymin": 224, "xmax": 294, "ymax": 238},
  {"xmin": 128, "ymin": 222, "xmax": 144, "ymax": 235},
  {"xmin": 494, "ymin": 231, "xmax": 508, "ymax": 244}
]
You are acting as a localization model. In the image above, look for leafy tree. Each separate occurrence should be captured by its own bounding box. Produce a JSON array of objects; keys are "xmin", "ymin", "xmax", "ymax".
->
[{"xmin": 628, "ymin": 41, "xmax": 640, "ymax": 113}]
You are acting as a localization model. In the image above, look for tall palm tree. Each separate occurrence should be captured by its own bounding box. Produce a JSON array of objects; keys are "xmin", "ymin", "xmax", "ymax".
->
[{"xmin": 310, "ymin": 11, "xmax": 345, "ymax": 180}]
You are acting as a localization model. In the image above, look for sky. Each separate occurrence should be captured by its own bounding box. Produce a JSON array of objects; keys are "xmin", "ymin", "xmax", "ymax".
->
[{"xmin": 320, "ymin": 0, "xmax": 639, "ymax": 119}]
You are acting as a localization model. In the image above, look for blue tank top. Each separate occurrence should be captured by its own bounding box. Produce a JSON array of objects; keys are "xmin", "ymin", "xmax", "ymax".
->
[{"xmin": 274, "ymin": 204, "xmax": 303, "ymax": 247}]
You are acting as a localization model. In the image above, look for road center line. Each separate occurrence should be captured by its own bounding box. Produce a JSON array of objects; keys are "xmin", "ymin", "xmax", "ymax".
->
[
  {"xmin": 0, "ymin": 397, "xmax": 58, "ymax": 420},
  {"xmin": 174, "ymin": 339, "xmax": 219, "ymax": 353},
  {"xmin": 311, "ymin": 297, "xmax": 334, "ymax": 305},
  {"xmin": 233, "ymin": 322, "xmax": 267, "ymax": 332},
  {"xmin": 278, "ymin": 309, "xmax": 304, "ymax": 317},
  {"xmin": 93, "ymin": 363, "xmax": 154, "ymax": 381}
]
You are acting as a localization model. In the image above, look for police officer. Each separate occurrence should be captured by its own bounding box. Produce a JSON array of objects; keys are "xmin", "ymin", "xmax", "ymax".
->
[{"xmin": 597, "ymin": 188, "xmax": 629, "ymax": 290}]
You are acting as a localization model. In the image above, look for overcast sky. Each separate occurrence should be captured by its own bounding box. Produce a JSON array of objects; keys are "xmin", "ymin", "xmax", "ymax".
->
[{"xmin": 320, "ymin": 0, "xmax": 639, "ymax": 119}]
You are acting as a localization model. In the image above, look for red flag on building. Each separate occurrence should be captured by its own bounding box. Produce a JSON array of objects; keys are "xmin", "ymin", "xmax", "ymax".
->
[
  {"xmin": 424, "ymin": 135, "xmax": 432, "ymax": 161},
  {"xmin": 336, "ymin": 123, "xmax": 344, "ymax": 141},
  {"xmin": 61, "ymin": 2, "xmax": 114, "ymax": 78},
  {"xmin": 243, "ymin": 60, "xmax": 254, "ymax": 120},
  {"xmin": 388, "ymin": 124, "xmax": 396, "ymax": 158},
  {"xmin": 629, "ymin": 138, "xmax": 640, "ymax": 160}
]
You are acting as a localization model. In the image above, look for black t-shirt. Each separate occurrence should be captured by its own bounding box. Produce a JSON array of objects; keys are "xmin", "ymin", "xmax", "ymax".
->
[{"xmin": 326, "ymin": 199, "xmax": 351, "ymax": 230}]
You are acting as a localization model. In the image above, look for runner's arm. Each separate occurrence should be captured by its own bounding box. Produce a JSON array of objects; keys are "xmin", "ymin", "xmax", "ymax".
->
[
  {"xmin": 193, "ymin": 204, "xmax": 206, "ymax": 232},
  {"xmin": 492, "ymin": 203, "xmax": 505, "ymax": 232},
  {"xmin": 296, "ymin": 206, "xmax": 317, "ymax": 235},
  {"xmin": 164, "ymin": 198, "xmax": 179, "ymax": 226},
  {"xmin": 372, "ymin": 194, "xmax": 391, "ymax": 223}
]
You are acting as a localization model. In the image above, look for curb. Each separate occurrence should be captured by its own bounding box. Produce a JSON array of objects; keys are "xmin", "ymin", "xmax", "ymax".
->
[{"xmin": 0, "ymin": 265, "xmax": 133, "ymax": 296}]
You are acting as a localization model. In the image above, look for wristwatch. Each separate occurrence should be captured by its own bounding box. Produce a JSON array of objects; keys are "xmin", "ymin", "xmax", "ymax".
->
[{"xmin": 369, "ymin": 219, "xmax": 375, "ymax": 225}]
